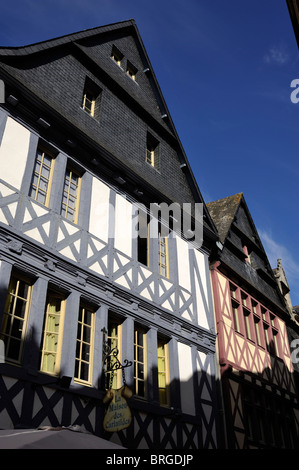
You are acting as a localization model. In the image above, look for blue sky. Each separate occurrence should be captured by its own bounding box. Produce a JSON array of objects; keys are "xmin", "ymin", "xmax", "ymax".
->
[{"xmin": 1, "ymin": 0, "xmax": 299, "ymax": 305}]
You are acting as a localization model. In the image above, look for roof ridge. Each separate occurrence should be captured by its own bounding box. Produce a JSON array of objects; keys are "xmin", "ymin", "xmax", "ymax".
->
[
  {"xmin": 0, "ymin": 19, "xmax": 136, "ymax": 50},
  {"xmin": 206, "ymin": 192, "xmax": 243, "ymax": 205}
]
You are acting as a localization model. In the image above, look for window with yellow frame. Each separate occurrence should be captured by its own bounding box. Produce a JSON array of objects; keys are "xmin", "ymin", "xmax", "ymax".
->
[
  {"xmin": 82, "ymin": 89, "xmax": 96, "ymax": 116},
  {"xmin": 146, "ymin": 133, "xmax": 160, "ymax": 171},
  {"xmin": 61, "ymin": 166, "xmax": 81, "ymax": 224},
  {"xmin": 126, "ymin": 61, "xmax": 137, "ymax": 81},
  {"xmin": 158, "ymin": 228, "xmax": 169, "ymax": 278},
  {"xmin": 74, "ymin": 305, "xmax": 95, "ymax": 385},
  {"xmin": 0, "ymin": 273, "xmax": 32, "ymax": 365},
  {"xmin": 134, "ymin": 326, "xmax": 147, "ymax": 398},
  {"xmin": 111, "ymin": 46, "xmax": 123, "ymax": 67},
  {"xmin": 29, "ymin": 146, "xmax": 55, "ymax": 207},
  {"xmin": 40, "ymin": 292, "xmax": 66, "ymax": 376},
  {"xmin": 157, "ymin": 338, "xmax": 170, "ymax": 406}
]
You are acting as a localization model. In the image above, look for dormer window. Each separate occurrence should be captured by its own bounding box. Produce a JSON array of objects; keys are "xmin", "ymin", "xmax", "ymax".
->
[
  {"xmin": 111, "ymin": 46, "xmax": 123, "ymax": 67},
  {"xmin": 126, "ymin": 61, "xmax": 138, "ymax": 81},
  {"xmin": 146, "ymin": 133, "xmax": 160, "ymax": 171},
  {"xmin": 82, "ymin": 89, "xmax": 95, "ymax": 116},
  {"xmin": 81, "ymin": 78, "xmax": 102, "ymax": 119},
  {"xmin": 242, "ymin": 244, "xmax": 251, "ymax": 264}
]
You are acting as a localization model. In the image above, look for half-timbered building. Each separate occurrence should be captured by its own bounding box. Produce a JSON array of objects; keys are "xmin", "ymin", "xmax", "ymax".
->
[
  {"xmin": 207, "ymin": 193, "xmax": 299, "ymax": 449},
  {"xmin": 0, "ymin": 20, "xmax": 220, "ymax": 449}
]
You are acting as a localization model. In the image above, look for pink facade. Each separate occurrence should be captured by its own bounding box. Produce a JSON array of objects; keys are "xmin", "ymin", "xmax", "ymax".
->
[{"xmin": 211, "ymin": 264, "xmax": 295, "ymax": 393}]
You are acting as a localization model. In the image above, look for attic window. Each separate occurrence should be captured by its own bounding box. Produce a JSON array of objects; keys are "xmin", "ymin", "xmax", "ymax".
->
[
  {"xmin": 82, "ymin": 89, "xmax": 95, "ymax": 116},
  {"xmin": 146, "ymin": 133, "xmax": 160, "ymax": 171},
  {"xmin": 126, "ymin": 61, "xmax": 138, "ymax": 81},
  {"xmin": 111, "ymin": 46, "xmax": 123, "ymax": 67},
  {"xmin": 242, "ymin": 244, "xmax": 251, "ymax": 264},
  {"xmin": 81, "ymin": 78, "xmax": 102, "ymax": 119}
]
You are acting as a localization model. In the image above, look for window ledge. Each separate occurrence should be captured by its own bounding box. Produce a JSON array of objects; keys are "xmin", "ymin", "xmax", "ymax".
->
[
  {"xmin": 80, "ymin": 106, "xmax": 98, "ymax": 121},
  {"xmin": 145, "ymin": 160, "xmax": 161, "ymax": 173}
]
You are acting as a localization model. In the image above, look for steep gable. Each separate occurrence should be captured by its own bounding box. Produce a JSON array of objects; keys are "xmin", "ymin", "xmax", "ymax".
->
[
  {"xmin": 207, "ymin": 193, "xmax": 242, "ymax": 244},
  {"xmin": 0, "ymin": 20, "xmax": 217, "ymax": 240},
  {"xmin": 207, "ymin": 193, "xmax": 288, "ymax": 315},
  {"xmin": 75, "ymin": 29, "xmax": 168, "ymax": 128}
]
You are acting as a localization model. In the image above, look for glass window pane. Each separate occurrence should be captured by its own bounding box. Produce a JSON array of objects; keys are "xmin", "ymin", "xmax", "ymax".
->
[
  {"xmin": 138, "ymin": 380, "xmax": 144, "ymax": 397},
  {"xmin": 137, "ymin": 346, "xmax": 143, "ymax": 362},
  {"xmin": 71, "ymin": 173, "xmax": 78, "ymax": 184},
  {"xmin": 35, "ymin": 160, "xmax": 41, "ymax": 172},
  {"xmin": 7, "ymin": 338, "xmax": 21, "ymax": 361},
  {"xmin": 14, "ymin": 299, "xmax": 27, "ymax": 319},
  {"xmin": 80, "ymin": 362, "xmax": 89, "ymax": 381},
  {"xmin": 39, "ymin": 177, "xmax": 48, "ymax": 191},
  {"xmin": 0, "ymin": 276, "xmax": 31, "ymax": 365},
  {"xmin": 77, "ymin": 322, "xmax": 82, "ymax": 340},
  {"xmin": 74, "ymin": 359, "xmax": 79, "ymax": 377},
  {"xmin": 43, "ymin": 154, "xmax": 52, "ymax": 166},
  {"xmin": 29, "ymin": 149, "xmax": 53, "ymax": 206},
  {"xmin": 32, "ymin": 174, "xmax": 39, "ymax": 186},
  {"xmin": 68, "ymin": 196, "xmax": 76, "ymax": 208},
  {"xmin": 81, "ymin": 342, "xmax": 90, "ymax": 361},
  {"xmin": 18, "ymin": 280, "xmax": 29, "ymax": 299},
  {"xmin": 74, "ymin": 306, "xmax": 94, "ymax": 384},
  {"xmin": 41, "ymin": 165, "xmax": 50, "ymax": 178},
  {"xmin": 85, "ymin": 309, "xmax": 92, "ymax": 326},
  {"xmin": 158, "ymin": 373, "xmax": 166, "ymax": 388},
  {"xmin": 37, "ymin": 190, "xmax": 46, "ymax": 204},
  {"xmin": 40, "ymin": 295, "xmax": 63, "ymax": 374},
  {"xmin": 70, "ymin": 181, "xmax": 77, "ymax": 192},
  {"xmin": 67, "ymin": 208, "xmax": 74, "ymax": 219},
  {"xmin": 83, "ymin": 326, "xmax": 91, "ymax": 343}
]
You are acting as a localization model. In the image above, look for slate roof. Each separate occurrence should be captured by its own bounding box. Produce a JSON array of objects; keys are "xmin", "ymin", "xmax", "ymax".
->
[
  {"xmin": 0, "ymin": 20, "xmax": 218, "ymax": 242},
  {"xmin": 206, "ymin": 193, "xmax": 243, "ymax": 244},
  {"xmin": 207, "ymin": 193, "xmax": 290, "ymax": 316}
]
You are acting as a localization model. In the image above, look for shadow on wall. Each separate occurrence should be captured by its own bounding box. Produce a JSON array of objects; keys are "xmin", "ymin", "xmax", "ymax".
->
[
  {"xmin": 1, "ymin": 315, "xmax": 298, "ymax": 449},
  {"xmin": 219, "ymin": 338, "xmax": 299, "ymax": 449},
  {"xmin": 0, "ymin": 324, "xmax": 221, "ymax": 450}
]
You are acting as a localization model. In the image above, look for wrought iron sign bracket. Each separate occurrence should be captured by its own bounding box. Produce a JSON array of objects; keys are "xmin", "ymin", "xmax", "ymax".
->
[{"xmin": 101, "ymin": 327, "xmax": 133, "ymax": 388}]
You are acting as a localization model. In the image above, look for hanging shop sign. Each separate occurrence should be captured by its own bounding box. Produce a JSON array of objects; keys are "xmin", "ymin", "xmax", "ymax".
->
[
  {"xmin": 103, "ymin": 385, "xmax": 133, "ymax": 432},
  {"xmin": 102, "ymin": 327, "xmax": 133, "ymax": 432}
]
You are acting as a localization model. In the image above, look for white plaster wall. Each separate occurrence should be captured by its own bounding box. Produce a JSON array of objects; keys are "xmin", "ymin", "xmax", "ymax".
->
[
  {"xmin": 193, "ymin": 249, "xmax": 211, "ymax": 330},
  {"xmin": 88, "ymin": 177, "xmax": 110, "ymax": 243},
  {"xmin": 178, "ymin": 342, "xmax": 195, "ymax": 416},
  {"xmin": 114, "ymin": 193, "xmax": 132, "ymax": 257},
  {"xmin": 176, "ymin": 236, "xmax": 191, "ymax": 291},
  {"xmin": 0, "ymin": 117, "xmax": 30, "ymax": 190}
]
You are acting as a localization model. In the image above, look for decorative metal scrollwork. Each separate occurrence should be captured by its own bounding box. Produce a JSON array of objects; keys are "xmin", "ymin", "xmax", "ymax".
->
[{"xmin": 102, "ymin": 328, "xmax": 132, "ymax": 389}]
